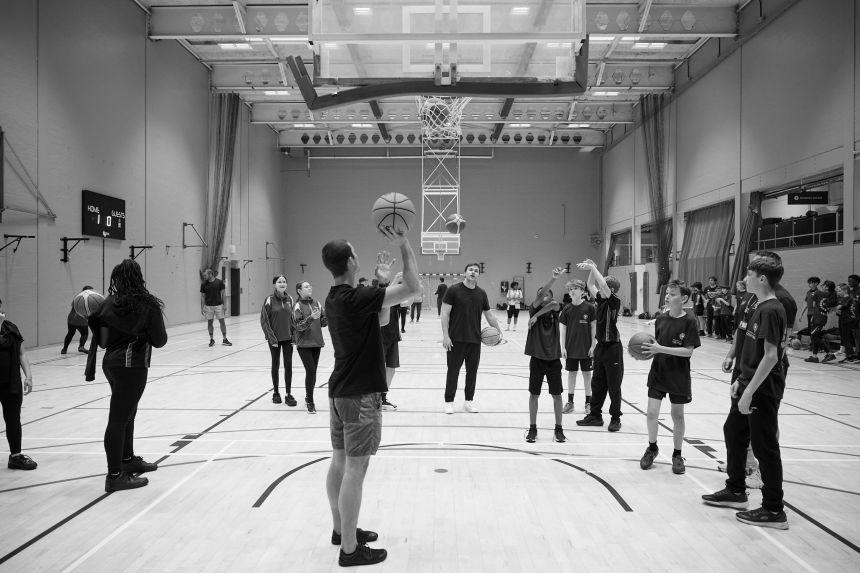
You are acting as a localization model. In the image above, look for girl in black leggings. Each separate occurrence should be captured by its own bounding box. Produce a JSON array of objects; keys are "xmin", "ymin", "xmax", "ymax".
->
[
  {"xmin": 85, "ymin": 260, "xmax": 167, "ymax": 492},
  {"xmin": 261, "ymin": 275, "xmax": 296, "ymax": 406},
  {"xmin": 0, "ymin": 297, "xmax": 38, "ymax": 471},
  {"xmin": 61, "ymin": 285, "xmax": 93, "ymax": 354},
  {"xmin": 294, "ymin": 281, "xmax": 326, "ymax": 414}
]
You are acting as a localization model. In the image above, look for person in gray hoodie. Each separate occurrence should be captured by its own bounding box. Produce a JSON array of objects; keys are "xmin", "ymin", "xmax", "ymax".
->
[
  {"xmin": 261, "ymin": 275, "xmax": 297, "ymax": 406},
  {"xmin": 85, "ymin": 259, "xmax": 167, "ymax": 492},
  {"xmin": 294, "ymin": 281, "xmax": 327, "ymax": 414}
]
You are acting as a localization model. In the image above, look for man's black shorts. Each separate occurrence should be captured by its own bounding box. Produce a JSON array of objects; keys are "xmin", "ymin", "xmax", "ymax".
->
[
  {"xmin": 383, "ymin": 341, "xmax": 399, "ymax": 369},
  {"xmin": 529, "ymin": 357, "xmax": 563, "ymax": 396},
  {"xmin": 647, "ymin": 387, "xmax": 692, "ymax": 404},
  {"xmin": 565, "ymin": 357, "xmax": 593, "ymax": 372}
]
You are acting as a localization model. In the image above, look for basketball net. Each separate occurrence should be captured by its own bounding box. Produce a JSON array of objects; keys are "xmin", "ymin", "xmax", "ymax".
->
[{"xmin": 417, "ymin": 96, "xmax": 470, "ymax": 145}]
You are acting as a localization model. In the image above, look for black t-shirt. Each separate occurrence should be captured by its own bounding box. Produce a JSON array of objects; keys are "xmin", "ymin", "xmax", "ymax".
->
[
  {"xmin": 380, "ymin": 305, "xmax": 401, "ymax": 347},
  {"xmin": 325, "ymin": 284, "xmax": 387, "ymax": 397},
  {"xmin": 0, "ymin": 321, "xmax": 24, "ymax": 392},
  {"xmin": 734, "ymin": 292, "xmax": 753, "ymax": 328},
  {"xmin": 774, "ymin": 283, "xmax": 797, "ymax": 326},
  {"xmin": 435, "ymin": 283, "xmax": 448, "ymax": 299},
  {"xmin": 703, "ymin": 286, "xmax": 719, "ymax": 310},
  {"xmin": 594, "ymin": 293, "xmax": 621, "ymax": 343},
  {"xmin": 647, "ymin": 312, "xmax": 701, "ymax": 396},
  {"xmin": 200, "ymin": 278, "xmax": 225, "ymax": 306},
  {"xmin": 443, "ymin": 283, "xmax": 490, "ymax": 344},
  {"xmin": 692, "ymin": 291, "xmax": 705, "ymax": 312},
  {"xmin": 738, "ymin": 298, "xmax": 786, "ymax": 399},
  {"xmin": 524, "ymin": 302, "xmax": 561, "ymax": 360},
  {"xmin": 559, "ymin": 301, "xmax": 596, "ymax": 358},
  {"xmin": 805, "ymin": 288, "xmax": 818, "ymax": 316}
]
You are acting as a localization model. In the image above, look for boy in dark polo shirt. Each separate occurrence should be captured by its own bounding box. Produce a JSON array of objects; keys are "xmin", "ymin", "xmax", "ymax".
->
[
  {"xmin": 703, "ymin": 256, "xmax": 789, "ymax": 530},
  {"xmin": 441, "ymin": 263, "xmax": 505, "ymax": 414},
  {"xmin": 322, "ymin": 231, "xmax": 420, "ymax": 566},
  {"xmin": 575, "ymin": 259, "xmax": 624, "ymax": 432},
  {"xmin": 200, "ymin": 269, "xmax": 231, "ymax": 347},
  {"xmin": 559, "ymin": 279, "xmax": 596, "ymax": 414},
  {"xmin": 638, "ymin": 281, "xmax": 701, "ymax": 474},
  {"xmin": 524, "ymin": 267, "xmax": 566, "ymax": 443}
]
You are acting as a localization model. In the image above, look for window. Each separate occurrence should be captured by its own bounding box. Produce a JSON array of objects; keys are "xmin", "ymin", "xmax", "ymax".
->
[
  {"xmin": 640, "ymin": 220, "xmax": 671, "ymax": 264},
  {"xmin": 755, "ymin": 173, "xmax": 843, "ymax": 251},
  {"xmin": 608, "ymin": 229, "xmax": 633, "ymax": 267}
]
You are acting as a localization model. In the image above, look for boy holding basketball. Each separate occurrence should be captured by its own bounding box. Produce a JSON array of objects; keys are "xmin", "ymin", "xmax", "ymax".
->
[
  {"xmin": 559, "ymin": 279, "xmax": 596, "ymax": 414},
  {"xmin": 524, "ymin": 267, "xmax": 566, "ymax": 443},
  {"xmin": 639, "ymin": 281, "xmax": 701, "ymax": 474}
]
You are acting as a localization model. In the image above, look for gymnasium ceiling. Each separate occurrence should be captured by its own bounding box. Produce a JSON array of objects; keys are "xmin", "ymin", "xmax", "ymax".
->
[{"xmin": 132, "ymin": 0, "xmax": 794, "ymax": 152}]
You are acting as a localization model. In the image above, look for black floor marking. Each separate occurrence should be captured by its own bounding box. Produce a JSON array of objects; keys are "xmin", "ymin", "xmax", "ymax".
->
[
  {"xmin": 252, "ymin": 457, "xmax": 330, "ymax": 508},
  {"xmin": 783, "ymin": 501, "xmax": 860, "ymax": 554},
  {"xmin": 551, "ymin": 459, "xmax": 633, "ymax": 511}
]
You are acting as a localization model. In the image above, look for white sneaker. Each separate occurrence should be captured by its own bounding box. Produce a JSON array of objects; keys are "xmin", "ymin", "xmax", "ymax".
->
[
  {"xmin": 464, "ymin": 401, "xmax": 479, "ymax": 413},
  {"xmin": 443, "ymin": 402, "xmax": 454, "ymax": 415},
  {"xmin": 746, "ymin": 467, "xmax": 763, "ymax": 489}
]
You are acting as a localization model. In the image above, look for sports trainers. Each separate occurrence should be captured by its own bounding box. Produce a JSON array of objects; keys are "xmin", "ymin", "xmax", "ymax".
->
[
  {"xmin": 306, "ymin": 401, "xmax": 316, "ymax": 414},
  {"xmin": 105, "ymin": 472, "xmax": 148, "ymax": 493},
  {"xmin": 443, "ymin": 402, "xmax": 454, "ymax": 415},
  {"xmin": 8, "ymin": 454, "xmax": 37, "ymax": 471},
  {"xmin": 121, "ymin": 455, "xmax": 157, "ymax": 474},
  {"xmin": 716, "ymin": 460, "xmax": 727, "ymax": 472},
  {"xmin": 464, "ymin": 401, "xmax": 479, "ymax": 413},
  {"xmin": 562, "ymin": 401, "xmax": 575, "ymax": 414},
  {"xmin": 284, "ymin": 394, "xmax": 298, "ymax": 407},
  {"xmin": 822, "ymin": 353, "xmax": 836, "ymax": 363},
  {"xmin": 553, "ymin": 428, "xmax": 567, "ymax": 443},
  {"xmin": 381, "ymin": 399, "xmax": 397, "ymax": 411},
  {"xmin": 222, "ymin": 339, "xmax": 232, "ymax": 346},
  {"xmin": 209, "ymin": 339, "xmax": 215, "ymax": 347},
  {"xmin": 804, "ymin": 355, "xmax": 819, "ymax": 363},
  {"xmin": 60, "ymin": 347, "xmax": 68, "ymax": 354},
  {"xmin": 584, "ymin": 401, "xmax": 591, "ymax": 415},
  {"xmin": 331, "ymin": 528, "xmax": 379, "ymax": 546},
  {"xmin": 525, "ymin": 427, "xmax": 537, "ymax": 443},
  {"xmin": 702, "ymin": 488, "xmax": 749, "ymax": 509},
  {"xmin": 640, "ymin": 447, "xmax": 658, "ymax": 470},
  {"xmin": 338, "ymin": 544, "xmax": 388, "ymax": 567},
  {"xmin": 671, "ymin": 454, "xmax": 686, "ymax": 474},
  {"xmin": 78, "ymin": 347, "xmax": 88, "ymax": 354},
  {"xmin": 576, "ymin": 414, "xmax": 604, "ymax": 427},
  {"xmin": 745, "ymin": 467, "xmax": 763, "ymax": 489},
  {"xmin": 607, "ymin": 418, "xmax": 621, "ymax": 432},
  {"xmin": 736, "ymin": 507, "xmax": 788, "ymax": 530},
  {"xmin": 272, "ymin": 392, "xmax": 282, "ymax": 404}
]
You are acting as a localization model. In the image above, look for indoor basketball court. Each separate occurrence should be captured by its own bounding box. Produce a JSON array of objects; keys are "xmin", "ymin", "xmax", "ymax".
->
[{"xmin": 1, "ymin": 0, "xmax": 858, "ymax": 571}]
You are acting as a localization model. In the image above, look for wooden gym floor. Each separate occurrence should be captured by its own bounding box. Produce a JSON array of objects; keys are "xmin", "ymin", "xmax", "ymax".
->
[{"xmin": 1, "ymin": 310, "xmax": 859, "ymax": 572}]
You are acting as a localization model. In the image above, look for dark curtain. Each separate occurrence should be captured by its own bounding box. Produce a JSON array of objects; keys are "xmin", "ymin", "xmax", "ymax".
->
[
  {"xmin": 604, "ymin": 233, "xmax": 619, "ymax": 274},
  {"xmin": 640, "ymin": 94, "xmax": 672, "ymax": 289},
  {"xmin": 202, "ymin": 92, "xmax": 240, "ymax": 273},
  {"xmin": 677, "ymin": 201, "xmax": 735, "ymax": 285},
  {"xmin": 730, "ymin": 193, "xmax": 763, "ymax": 287}
]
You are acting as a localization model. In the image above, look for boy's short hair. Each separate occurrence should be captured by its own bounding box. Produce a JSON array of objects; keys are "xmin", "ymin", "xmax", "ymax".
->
[
  {"xmin": 708, "ymin": 275, "xmax": 718, "ymax": 281},
  {"xmin": 849, "ymin": 274, "xmax": 860, "ymax": 283},
  {"xmin": 464, "ymin": 262, "xmax": 480, "ymax": 272},
  {"xmin": 568, "ymin": 279, "xmax": 586, "ymax": 290},
  {"xmin": 822, "ymin": 280, "xmax": 836, "ymax": 292},
  {"xmin": 322, "ymin": 240, "xmax": 353, "ymax": 277},
  {"xmin": 511, "ymin": 281, "xmax": 519, "ymax": 288},
  {"xmin": 807, "ymin": 276, "xmax": 821, "ymax": 284},
  {"xmin": 747, "ymin": 257, "xmax": 784, "ymax": 288},
  {"xmin": 605, "ymin": 275, "xmax": 621, "ymax": 293},
  {"xmin": 691, "ymin": 281, "xmax": 702, "ymax": 290},
  {"xmin": 754, "ymin": 250, "xmax": 783, "ymax": 264},
  {"xmin": 666, "ymin": 280, "xmax": 691, "ymax": 300}
]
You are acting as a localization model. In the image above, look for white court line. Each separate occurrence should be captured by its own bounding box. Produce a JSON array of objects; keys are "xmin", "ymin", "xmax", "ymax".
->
[
  {"xmin": 7, "ymin": 450, "xmax": 860, "ymax": 463},
  {"xmin": 60, "ymin": 441, "xmax": 234, "ymax": 573},
  {"xmin": 681, "ymin": 461, "xmax": 818, "ymax": 573}
]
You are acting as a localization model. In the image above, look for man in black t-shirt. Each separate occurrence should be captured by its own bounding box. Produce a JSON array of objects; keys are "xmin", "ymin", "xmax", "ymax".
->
[
  {"xmin": 200, "ymin": 269, "xmax": 231, "ymax": 347},
  {"xmin": 435, "ymin": 278, "xmax": 448, "ymax": 316},
  {"xmin": 559, "ymin": 279, "xmax": 596, "ymax": 414},
  {"xmin": 575, "ymin": 259, "xmax": 624, "ymax": 432},
  {"xmin": 379, "ymin": 272, "xmax": 404, "ymax": 411},
  {"xmin": 321, "ymin": 232, "xmax": 420, "ymax": 567},
  {"xmin": 703, "ymin": 276, "xmax": 719, "ymax": 337},
  {"xmin": 703, "ymin": 256, "xmax": 789, "ymax": 530},
  {"xmin": 441, "ymin": 263, "xmax": 504, "ymax": 414},
  {"xmin": 524, "ymin": 267, "xmax": 566, "ymax": 444}
]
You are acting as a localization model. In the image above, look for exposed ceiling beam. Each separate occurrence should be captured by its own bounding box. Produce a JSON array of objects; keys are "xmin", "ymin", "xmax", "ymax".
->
[
  {"xmin": 638, "ymin": 0, "xmax": 655, "ymax": 34},
  {"xmin": 369, "ymin": 100, "xmax": 390, "ymax": 142},
  {"xmin": 232, "ymin": 1, "xmax": 246, "ymax": 35}
]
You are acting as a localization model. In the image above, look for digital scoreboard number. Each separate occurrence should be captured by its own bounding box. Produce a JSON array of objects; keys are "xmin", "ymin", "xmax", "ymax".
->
[{"xmin": 82, "ymin": 190, "xmax": 126, "ymax": 239}]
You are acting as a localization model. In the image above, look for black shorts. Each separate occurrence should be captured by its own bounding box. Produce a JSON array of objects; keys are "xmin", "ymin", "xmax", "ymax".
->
[
  {"xmin": 565, "ymin": 357, "xmax": 593, "ymax": 372},
  {"xmin": 507, "ymin": 305, "xmax": 520, "ymax": 318},
  {"xmin": 528, "ymin": 357, "xmax": 563, "ymax": 396},
  {"xmin": 647, "ymin": 387, "xmax": 692, "ymax": 404},
  {"xmin": 694, "ymin": 307, "xmax": 704, "ymax": 317},
  {"xmin": 383, "ymin": 341, "xmax": 399, "ymax": 369}
]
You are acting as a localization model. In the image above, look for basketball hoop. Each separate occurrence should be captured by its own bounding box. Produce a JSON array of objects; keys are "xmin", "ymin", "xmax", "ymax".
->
[
  {"xmin": 435, "ymin": 250, "xmax": 446, "ymax": 261},
  {"xmin": 418, "ymin": 96, "xmax": 471, "ymax": 144}
]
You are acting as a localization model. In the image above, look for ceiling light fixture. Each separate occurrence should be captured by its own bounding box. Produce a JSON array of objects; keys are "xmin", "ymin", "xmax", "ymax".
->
[
  {"xmin": 353, "ymin": 7, "xmax": 372, "ymax": 15},
  {"xmin": 351, "ymin": 123, "xmax": 373, "ymax": 128},
  {"xmin": 622, "ymin": 36, "xmax": 641, "ymax": 42},
  {"xmin": 244, "ymin": 37, "xmax": 264, "ymax": 42},
  {"xmin": 634, "ymin": 42, "xmax": 667, "ymax": 49},
  {"xmin": 592, "ymin": 91, "xmax": 620, "ymax": 96},
  {"xmin": 293, "ymin": 123, "xmax": 315, "ymax": 128},
  {"xmin": 510, "ymin": 7, "xmax": 530, "ymax": 16},
  {"xmin": 566, "ymin": 123, "xmax": 588, "ymax": 128},
  {"xmin": 264, "ymin": 90, "xmax": 290, "ymax": 96},
  {"xmin": 510, "ymin": 123, "xmax": 531, "ymax": 128},
  {"xmin": 218, "ymin": 43, "xmax": 253, "ymax": 50}
]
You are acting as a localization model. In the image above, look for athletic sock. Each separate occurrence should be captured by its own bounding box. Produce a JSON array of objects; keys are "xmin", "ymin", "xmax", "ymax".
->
[
  {"xmin": 584, "ymin": 395, "xmax": 591, "ymax": 403},
  {"xmin": 567, "ymin": 393, "xmax": 574, "ymax": 402},
  {"xmin": 381, "ymin": 392, "xmax": 387, "ymax": 401},
  {"xmin": 529, "ymin": 424, "xmax": 537, "ymax": 430},
  {"xmin": 673, "ymin": 449, "xmax": 682, "ymax": 458},
  {"xmin": 648, "ymin": 442, "xmax": 658, "ymax": 452},
  {"xmin": 555, "ymin": 424, "xmax": 562, "ymax": 430}
]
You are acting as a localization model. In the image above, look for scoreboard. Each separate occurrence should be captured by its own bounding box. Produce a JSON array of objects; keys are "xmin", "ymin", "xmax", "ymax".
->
[{"xmin": 82, "ymin": 190, "xmax": 126, "ymax": 240}]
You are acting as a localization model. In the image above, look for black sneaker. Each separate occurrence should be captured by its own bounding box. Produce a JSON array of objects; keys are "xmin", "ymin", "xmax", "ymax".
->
[
  {"xmin": 804, "ymin": 355, "xmax": 819, "ymax": 363},
  {"xmin": 576, "ymin": 415, "xmax": 604, "ymax": 427},
  {"xmin": 272, "ymin": 392, "xmax": 282, "ymax": 404},
  {"xmin": 640, "ymin": 447, "xmax": 658, "ymax": 470},
  {"xmin": 331, "ymin": 528, "xmax": 379, "ymax": 546},
  {"xmin": 553, "ymin": 428, "xmax": 567, "ymax": 443},
  {"xmin": 607, "ymin": 418, "xmax": 621, "ymax": 432},
  {"xmin": 338, "ymin": 544, "xmax": 387, "ymax": 567},
  {"xmin": 122, "ymin": 455, "xmax": 158, "ymax": 474},
  {"xmin": 671, "ymin": 454, "xmax": 686, "ymax": 474},
  {"xmin": 209, "ymin": 339, "xmax": 215, "ymax": 347},
  {"xmin": 381, "ymin": 399, "xmax": 397, "ymax": 411},
  {"xmin": 702, "ymin": 488, "xmax": 748, "ymax": 509},
  {"xmin": 285, "ymin": 394, "xmax": 298, "ymax": 407},
  {"xmin": 525, "ymin": 427, "xmax": 537, "ymax": 443},
  {"xmin": 306, "ymin": 401, "xmax": 316, "ymax": 414},
  {"xmin": 736, "ymin": 507, "xmax": 788, "ymax": 530},
  {"xmin": 822, "ymin": 353, "xmax": 836, "ymax": 363},
  {"xmin": 78, "ymin": 347, "xmax": 88, "ymax": 354},
  {"xmin": 8, "ymin": 454, "xmax": 37, "ymax": 470},
  {"xmin": 222, "ymin": 339, "xmax": 232, "ymax": 346},
  {"xmin": 105, "ymin": 472, "xmax": 149, "ymax": 492},
  {"xmin": 60, "ymin": 348, "xmax": 68, "ymax": 355}
]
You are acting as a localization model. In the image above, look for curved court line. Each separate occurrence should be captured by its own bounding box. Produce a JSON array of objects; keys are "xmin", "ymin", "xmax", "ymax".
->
[
  {"xmin": 551, "ymin": 459, "xmax": 633, "ymax": 512},
  {"xmin": 251, "ymin": 456, "xmax": 331, "ymax": 508}
]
